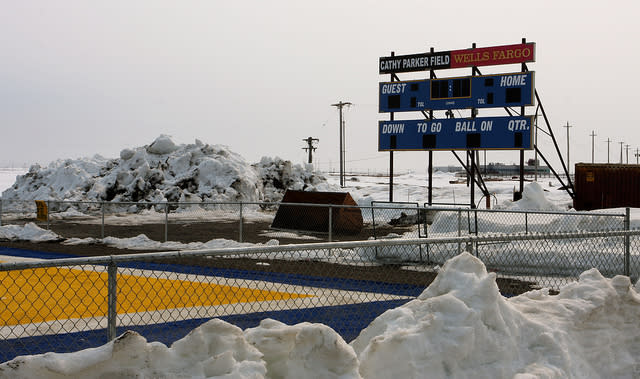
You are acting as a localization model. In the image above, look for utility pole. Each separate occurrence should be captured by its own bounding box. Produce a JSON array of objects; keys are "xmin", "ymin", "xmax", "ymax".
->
[
  {"xmin": 563, "ymin": 122, "xmax": 572, "ymax": 174},
  {"xmin": 590, "ymin": 131, "xmax": 596, "ymax": 163},
  {"xmin": 606, "ymin": 138, "xmax": 611, "ymax": 163},
  {"xmin": 626, "ymin": 144, "xmax": 630, "ymax": 164},
  {"xmin": 331, "ymin": 101, "xmax": 352, "ymax": 187},
  {"xmin": 302, "ymin": 137, "xmax": 319, "ymax": 164},
  {"xmin": 619, "ymin": 142, "xmax": 624, "ymax": 163},
  {"xmin": 636, "ymin": 148, "xmax": 639, "ymax": 164}
]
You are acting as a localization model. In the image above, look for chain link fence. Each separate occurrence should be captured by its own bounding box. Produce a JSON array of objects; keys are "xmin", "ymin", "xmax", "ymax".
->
[
  {"xmin": 0, "ymin": 199, "xmax": 629, "ymax": 244},
  {"xmin": 1, "ymin": 230, "xmax": 639, "ymax": 362}
]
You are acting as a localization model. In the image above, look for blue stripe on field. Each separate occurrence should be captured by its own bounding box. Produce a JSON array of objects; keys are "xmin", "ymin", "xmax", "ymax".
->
[
  {"xmin": 0, "ymin": 247, "xmax": 427, "ymax": 297},
  {"xmin": 0, "ymin": 246, "xmax": 77, "ymax": 260},
  {"xmin": 0, "ymin": 299, "xmax": 410, "ymax": 363}
]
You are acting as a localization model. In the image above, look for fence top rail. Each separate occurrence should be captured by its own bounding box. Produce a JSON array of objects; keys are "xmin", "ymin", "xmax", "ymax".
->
[
  {"xmin": 0, "ymin": 199, "xmax": 628, "ymax": 218},
  {"xmin": 422, "ymin": 206, "xmax": 627, "ymax": 218},
  {"xmin": 1, "ymin": 229, "xmax": 639, "ymax": 272}
]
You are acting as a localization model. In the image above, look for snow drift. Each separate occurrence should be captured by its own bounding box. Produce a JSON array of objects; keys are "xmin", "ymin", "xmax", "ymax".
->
[
  {"xmin": 506, "ymin": 181, "xmax": 561, "ymax": 211},
  {"xmin": 0, "ymin": 135, "xmax": 333, "ymax": 206},
  {"xmin": 2, "ymin": 253, "xmax": 639, "ymax": 378}
]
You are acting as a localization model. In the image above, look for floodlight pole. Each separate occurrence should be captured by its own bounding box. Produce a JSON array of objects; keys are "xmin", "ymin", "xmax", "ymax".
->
[
  {"xmin": 331, "ymin": 101, "xmax": 352, "ymax": 187},
  {"xmin": 606, "ymin": 138, "xmax": 611, "ymax": 163}
]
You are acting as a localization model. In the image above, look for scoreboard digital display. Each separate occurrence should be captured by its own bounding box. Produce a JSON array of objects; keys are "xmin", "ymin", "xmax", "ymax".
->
[
  {"xmin": 379, "ymin": 72, "xmax": 534, "ymax": 113},
  {"xmin": 378, "ymin": 116, "xmax": 533, "ymax": 151}
]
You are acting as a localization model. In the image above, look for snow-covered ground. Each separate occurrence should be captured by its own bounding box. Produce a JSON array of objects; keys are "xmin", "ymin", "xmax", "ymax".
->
[{"xmin": 1, "ymin": 137, "xmax": 640, "ymax": 378}]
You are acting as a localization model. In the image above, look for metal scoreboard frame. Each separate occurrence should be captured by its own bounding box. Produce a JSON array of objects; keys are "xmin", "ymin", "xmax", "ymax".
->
[
  {"xmin": 378, "ymin": 116, "xmax": 534, "ymax": 151},
  {"xmin": 379, "ymin": 71, "xmax": 535, "ymax": 113},
  {"xmin": 377, "ymin": 40, "xmax": 539, "ymax": 205}
]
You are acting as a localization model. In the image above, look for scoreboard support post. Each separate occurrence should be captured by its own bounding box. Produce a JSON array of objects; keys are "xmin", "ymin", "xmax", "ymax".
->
[
  {"xmin": 470, "ymin": 48, "xmax": 477, "ymax": 209},
  {"xmin": 389, "ymin": 52, "xmax": 395, "ymax": 202},
  {"xmin": 518, "ymin": 38, "xmax": 528, "ymax": 199},
  {"xmin": 428, "ymin": 48, "xmax": 435, "ymax": 206}
]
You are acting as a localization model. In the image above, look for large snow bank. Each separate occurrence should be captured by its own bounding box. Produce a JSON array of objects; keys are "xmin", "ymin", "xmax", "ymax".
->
[
  {"xmin": 351, "ymin": 252, "xmax": 640, "ymax": 378},
  {"xmin": 2, "ymin": 253, "xmax": 639, "ymax": 378},
  {"xmin": 506, "ymin": 181, "xmax": 561, "ymax": 211},
  {"xmin": 1, "ymin": 136, "xmax": 332, "ymax": 206}
]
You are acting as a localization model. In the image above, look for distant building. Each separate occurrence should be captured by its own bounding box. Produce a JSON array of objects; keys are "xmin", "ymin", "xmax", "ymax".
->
[
  {"xmin": 437, "ymin": 160, "xmax": 550, "ymax": 177},
  {"xmin": 434, "ymin": 166, "xmax": 463, "ymax": 173},
  {"xmin": 481, "ymin": 160, "xmax": 550, "ymax": 176}
]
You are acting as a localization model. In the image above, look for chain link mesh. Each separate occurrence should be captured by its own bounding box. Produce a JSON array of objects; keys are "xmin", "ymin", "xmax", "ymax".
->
[
  {"xmin": 0, "ymin": 199, "xmax": 628, "ymax": 243},
  {"xmin": 1, "ymin": 230, "xmax": 639, "ymax": 362}
]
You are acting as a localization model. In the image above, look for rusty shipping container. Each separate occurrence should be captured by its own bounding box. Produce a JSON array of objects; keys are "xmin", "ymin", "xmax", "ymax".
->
[
  {"xmin": 271, "ymin": 190, "xmax": 364, "ymax": 235},
  {"xmin": 573, "ymin": 163, "xmax": 640, "ymax": 210}
]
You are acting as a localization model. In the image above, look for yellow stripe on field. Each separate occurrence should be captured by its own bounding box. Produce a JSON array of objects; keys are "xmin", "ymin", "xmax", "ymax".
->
[{"xmin": 0, "ymin": 267, "xmax": 312, "ymax": 326}]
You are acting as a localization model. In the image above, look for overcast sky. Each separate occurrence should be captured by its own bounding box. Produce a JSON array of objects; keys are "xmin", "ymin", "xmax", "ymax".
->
[{"xmin": 1, "ymin": 1, "xmax": 639, "ymax": 173}]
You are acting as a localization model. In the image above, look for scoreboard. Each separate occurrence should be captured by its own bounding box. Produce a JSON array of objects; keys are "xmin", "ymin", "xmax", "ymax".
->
[
  {"xmin": 379, "ymin": 72, "xmax": 534, "ymax": 113},
  {"xmin": 378, "ymin": 116, "xmax": 533, "ymax": 151},
  {"xmin": 377, "ymin": 42, "xmax": 537, "ymax": 153}
]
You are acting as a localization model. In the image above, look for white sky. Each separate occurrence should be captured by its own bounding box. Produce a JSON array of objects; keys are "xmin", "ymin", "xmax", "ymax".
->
[{"xmin": 1, "ymin": 1, "xmax": 639, "ymax": 172}]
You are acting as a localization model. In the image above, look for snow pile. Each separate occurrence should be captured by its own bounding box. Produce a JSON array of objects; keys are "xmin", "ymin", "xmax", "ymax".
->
[
  {"xmin": 506, "ymin": 181, "xmax": 561, "ymax": 211},
  {"xmin": 63, "ymin": 234, "xmax": 279, "ymax": 251},
  {"xmin": 0, "ymin": 222, "xmax": 282, "ymax": 250},
  {"xmin": 253, "ymin": 157, "xmax": 334, "ymax": 203},
  {"xmin": 429, "ymin": 181, "xmax": 567, "ymax": 234},
  {"xmin": 1, "ymin": 136, "xmax": 332, "ymax": 207},
  {"xmin": 0, "ymin": 222, "xmax": 60, "ymax": 242},
  {"xmin": 3, "ymin": 253, "xmax": 640, "ymax": 378},
  {"xmin": 244, "ymin": 319, "xmax": 360, "ymax": 378},
  {"xmin": 351, "ymin": 253, "xmax": 640, "ymax": 378},
  {"xmin": 1, "ymin": 320, "xmax": 266, "ymax": 378}
]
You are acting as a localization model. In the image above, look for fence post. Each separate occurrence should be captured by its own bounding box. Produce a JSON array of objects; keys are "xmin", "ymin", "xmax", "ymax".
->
[
  {"xmin": 239, "ymin": 202, "xmax": 244, "ymax": 243},
  {"xmin": 107, "ymin": 260, "xmax": 118, "ymax": 341},
  {"xmin": 328, "ymin": 205, "xmax": 333, "ymax": 242},
  {"xmin": 472, "ymin": 208, "xmax": 477, "ymax": 256},
  {"xmin": 164, "ymin": 203, "xmax": 169, "ymax": 242},
  {"xmin": 525, "ymin": 212, "xmax": 529, "ymax": 234},
  {"xmin": 101, "ymin": 202, "xmax": 105, "ymax": 239},
  {"xmin": 457, "ymin": 208, "xmax": 462, "ymax": 254},
  {"xmin": 625, "ymin": 207, "xmax": 630, "ymax": 276}
]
